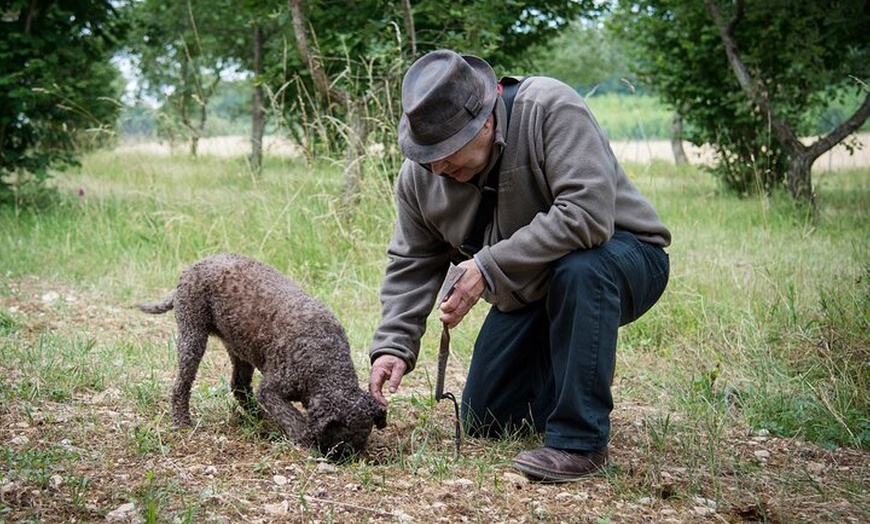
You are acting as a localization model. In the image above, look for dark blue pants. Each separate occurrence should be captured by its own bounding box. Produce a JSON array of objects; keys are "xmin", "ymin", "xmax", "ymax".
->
[{"xmin": 461, "ymin": 231, "xmax": 670, "ymax": 451}]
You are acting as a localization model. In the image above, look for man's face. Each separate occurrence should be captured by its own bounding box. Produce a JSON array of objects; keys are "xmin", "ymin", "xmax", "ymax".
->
[{"xmin": 426, "ymin": 114, "xmax": 494, "ymax": 183}]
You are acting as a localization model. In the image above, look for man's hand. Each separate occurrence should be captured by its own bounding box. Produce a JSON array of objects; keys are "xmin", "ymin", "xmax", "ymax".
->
[
  {"xmin": 439, "ymin": 259, "xmax": 485, "ymax": 328},
  {"xmin": 369, "ymin": 354, "xmax": 408, "ymax": 406}
]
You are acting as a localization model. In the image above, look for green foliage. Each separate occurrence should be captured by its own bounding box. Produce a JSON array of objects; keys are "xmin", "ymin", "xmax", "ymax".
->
[
  {"xmin": 525, "ymin": 20, "xmax": 632, "ymax": 93},
  {"xmin": 585, "ymin": 93, "xmax": 672, "ymax": 140},
  {"xmin": 123, "ymin": 1, "xmax": 601, "ymax": 162},
  {"xmin": 610, "ymin": 0, "xmax": 870, "ymax": 196},
  {"xmin": 0, "ymin": 0, "xmax": 128, "ymax": 205},
  {"xmin": 124, "ymin": 0, "xmax": 254, "ymax": 151}
]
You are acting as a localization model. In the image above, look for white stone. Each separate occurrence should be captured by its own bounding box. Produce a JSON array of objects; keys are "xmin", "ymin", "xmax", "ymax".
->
[
  {"xmin": 105, "ymin": 502, "xmax": 141, "ymax": 522},
  {"xmin": 316, "ymin": 462, "xmax": 337, "ymax": 474},
  {"xmin": 502, "ymin": 472, "xmax": 528, "ymax": 485},
  {"xmin": 454, "ymin": 478, "xmax": 474, "ymax": 490},
  {"xmin": 754, "ymin": 450, "xmax": 771, "ymax": 461},
  {"xmin": 264, "ymin": 501, "xmax": 289, "ymax": 515},
  {"xmin": 41, "ymin": 291, "xmax": 60, "ymax": 304},
  {"xmin": 273, "ymin": 474, "xmax": 289, "ymax": 486},
  {"xmin": 49, "ymin": 475, "xmax": 63, "ymax": 489},
  {"xmin": 693, "ymin": 496, "xmax": 718, "ymax": 509}
]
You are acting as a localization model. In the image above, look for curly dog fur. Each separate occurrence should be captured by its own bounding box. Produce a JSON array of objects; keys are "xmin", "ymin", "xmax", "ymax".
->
[{"xmin": 137, "ymin": 253, "xmax": 386, "ymax": 458}]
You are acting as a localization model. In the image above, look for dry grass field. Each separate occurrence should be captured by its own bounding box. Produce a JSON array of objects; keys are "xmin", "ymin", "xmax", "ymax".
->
[
  {"xmin": 116, "ymin": 133, "xmax": 870, "ymax": 170},
  {"xmin": 1, "ymin": 135, "xmax": 867, "ymax": 523}
]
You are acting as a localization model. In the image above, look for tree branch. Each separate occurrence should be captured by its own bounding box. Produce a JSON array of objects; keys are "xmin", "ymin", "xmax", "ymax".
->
[
  {"xmin": 401, "ymin": 0, "xmax": 417, "ymax": 57},
  {"xmin": 806, "ymin": 91, "xmax": 870, "ymax": 160},
  {"xmin": 288, "ymin": 0, "xmax": 348, "ymax": 108},
  {"xmin": 705, "ymin": 0, "xmax": 803, "ymax": 155}
]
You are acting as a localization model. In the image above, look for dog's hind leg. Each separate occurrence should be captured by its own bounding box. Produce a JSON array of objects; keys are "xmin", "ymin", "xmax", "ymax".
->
[
  {"xmin": 256, "ymin": 375, "xmax": 309, "ymax": 446},
  {"xmin": 171, "ymin": 325, "xmax": 208, "ymax": 428},
  {"xmin": 229, "ymin": 355, "xmax": 261, "ymax": 419}
]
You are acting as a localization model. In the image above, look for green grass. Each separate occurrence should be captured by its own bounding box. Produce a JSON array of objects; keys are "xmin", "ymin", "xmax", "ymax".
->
[
  {"xmin": 0, "ymin": 148, "xmax": 867, "ymax": 522},
  {"xmin": 584, "ymin": 93, "xmax": 673, "ymax": 140},
  {"xmin": 581, "ymin": 90, "xmax": 870, "ymax": 141}
]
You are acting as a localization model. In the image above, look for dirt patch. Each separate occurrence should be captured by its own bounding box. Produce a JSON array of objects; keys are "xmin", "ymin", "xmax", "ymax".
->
[{"xmin": 1, "ymin": 276, "xmax": 868, "ymax": 523}]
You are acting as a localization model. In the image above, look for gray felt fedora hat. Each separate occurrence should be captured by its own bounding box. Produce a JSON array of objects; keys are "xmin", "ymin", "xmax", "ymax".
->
[{"xmin": 398, "ymin": 50, "xmax": 498, "ymax": 164}]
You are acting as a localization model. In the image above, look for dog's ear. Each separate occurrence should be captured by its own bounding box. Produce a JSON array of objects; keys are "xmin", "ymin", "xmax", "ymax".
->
[
  {"xmin": 368, "ymin": 394, "xmax": 387, "ymax": 429},
  {"xmin": 307, "ymin": 395, "xmax": 338, "ymax": 436}
]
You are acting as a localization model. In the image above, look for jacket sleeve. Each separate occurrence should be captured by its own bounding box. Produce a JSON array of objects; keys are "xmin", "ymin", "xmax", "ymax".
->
[
  {"xmin": 369, "ymin": 164, "xmax": 451, "ymax": 372},
  {"xmin": 476, "ymin": 79, "xmax": 619, "ymax": 296}
]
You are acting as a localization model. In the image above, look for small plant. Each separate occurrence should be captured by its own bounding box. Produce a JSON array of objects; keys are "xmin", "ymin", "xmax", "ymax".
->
[
  {"xmin": 131, "ymin": 423, "xmax": 168, "ymax": 455},
  {"xmin": 137, "ymin": 471, "xmax": 166, "ymax": 523},
  {"xmin": 125, "ymin": 371, "xmax": 164, "ymax": 413},
  {"xmin": 646, "ymin": 412, "xmax": 672, "ymax": 453},
  {"xmin": 68, "ymin": 475, "xmax": 92, "ymax": 508},
  {"xmin": 0, "ymin": 308, "xmax": 16, "ymax": 335}
]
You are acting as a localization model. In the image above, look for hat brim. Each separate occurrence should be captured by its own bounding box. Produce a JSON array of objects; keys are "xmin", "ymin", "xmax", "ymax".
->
[{"xmin": 399, "ymin": 55, "xmax": 498, "ymax": 165}]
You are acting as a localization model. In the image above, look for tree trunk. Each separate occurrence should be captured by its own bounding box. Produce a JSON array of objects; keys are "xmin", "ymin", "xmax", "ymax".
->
[
  {"xmin": 342, "ymin": 104, "xmax": 368, "ymax": 202},
  {"xmin": 250, "ymin": 24, "xmax": 266, "ymax": 174},
  {"xmin": 288, "ymin": 0, "xmax": 348, "ymax": 108},
  {"xmin": 786, "ymin": 154, "xmax": 814, "ymax": 205},
  {"xmin": 290, "ymin": 0, "xmax": 364, "ymax": 202},
  {"xmin": 400, "ymin": 0, "xmax": 417, "ymax": 57},
  {"xmin": 705, "ymin": 0, "xmax": 870, "ymax": 208},
  {"xmin": 671, "ymin": 112, "xmax": 689, "ymax": 166}
]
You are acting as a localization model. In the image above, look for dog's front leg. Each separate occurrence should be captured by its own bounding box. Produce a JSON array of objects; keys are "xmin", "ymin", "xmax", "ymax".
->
[
  {"xmin": 256, "ymin": 375, "xmax": 310, "ymax": 447},
  {"xmin": 229, "ymin": 355, "xmax": 261, "ymax": 418}
]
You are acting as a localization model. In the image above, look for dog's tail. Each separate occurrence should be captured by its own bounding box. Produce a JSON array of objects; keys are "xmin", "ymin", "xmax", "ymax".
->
[{"xmin": 136, "ymin": 292, "xmax": 175, "ymax": 315}]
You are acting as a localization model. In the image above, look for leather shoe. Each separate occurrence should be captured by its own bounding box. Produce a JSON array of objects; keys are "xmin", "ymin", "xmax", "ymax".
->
[{"xmin": 512, "ymin": 446, "xmax": 608, "ymax": 482}]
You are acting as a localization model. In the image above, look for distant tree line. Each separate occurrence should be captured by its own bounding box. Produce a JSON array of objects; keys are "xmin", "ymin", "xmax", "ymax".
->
[{"xmin": 2, "ymin": 1, "xmax": 868, "ymax": 208}]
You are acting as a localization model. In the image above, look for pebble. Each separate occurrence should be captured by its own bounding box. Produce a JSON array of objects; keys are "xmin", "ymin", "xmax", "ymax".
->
[
  {"xmin": 443, "ymin": 478, "xmax": 474, "ymax": 490},
  {"xmin": 49, "ymin": 475, "xmax": 63, "ymax": 489},
  {"xmin": 264, "ymin": 501, "xmax": 289, "ymax": 515},
  {"xmin": 754, "ymin": 450, "xmax": 771, "ymax": 461},
  {"xmin": 273, "ymin": 474, "xmax": 289, "ymax": 486},
  {"xmin": 502, "ymin": 472, "xmax": 528, "ymax": 486},
  {"xmin": 316, "ymin": 462, "xmax": 337, "ymax": 474},
  {"xmin": 41, "ymin": 291, "xmax": 60, "ymax": 304},
  {"xmin": 694, "ymin": 496, "xmax": 717, "ymax": 509},
  {"xmin": 106, "ymin": 502, "xmax": 141, "ymax": 523}
]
